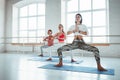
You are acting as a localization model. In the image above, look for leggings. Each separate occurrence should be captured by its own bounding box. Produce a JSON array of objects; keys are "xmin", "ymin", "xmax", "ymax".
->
[{"xmin": 57, "ymin": 39, "xmax": 100, "ymax": 63}]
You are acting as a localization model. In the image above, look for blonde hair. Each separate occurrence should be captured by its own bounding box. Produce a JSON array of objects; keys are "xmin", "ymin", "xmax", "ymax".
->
[{"xmin": 58, "ymin": 24, "xmax": 64, "ymax": 33}]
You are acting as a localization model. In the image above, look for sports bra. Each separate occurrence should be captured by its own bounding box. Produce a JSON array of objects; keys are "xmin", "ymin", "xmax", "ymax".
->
[{"xmin": 58, "ymin": 33, "xmax": 65, "ymax": 42}]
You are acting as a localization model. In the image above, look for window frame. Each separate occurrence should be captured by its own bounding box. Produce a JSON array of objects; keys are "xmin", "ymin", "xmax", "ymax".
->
[
  {"xmin": 61, "ymin": 0, "xmax": 109, "ymax": 43},
  {"xmin": 12, "ymin": 2, "xmax": 46, "ymax": 43}
]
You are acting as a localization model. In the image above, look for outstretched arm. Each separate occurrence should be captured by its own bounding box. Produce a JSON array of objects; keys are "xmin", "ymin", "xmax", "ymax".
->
[
  {"xmin": 67, "ymin": 31, "xmax": 73, "ymax": 35},
  {"xmin": 53, "ymin": 33, "xmax": 58, "ymax": 39},
  {"xmin": 43, "ymin": 37, "xmax": 48, "ymax": 41},
  {"xmin": 79, "ymin": 31, "xmax": 88, "ymax": 35}
]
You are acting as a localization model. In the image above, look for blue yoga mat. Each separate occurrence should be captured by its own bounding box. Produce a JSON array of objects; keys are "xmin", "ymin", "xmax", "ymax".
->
[
  {"xmin": 28, "ymin": 57, "xmax": 83, "ymax": 64},
  {"xmin": 38, "ymin": 64, "xmax": 114, "ymax": 75}
]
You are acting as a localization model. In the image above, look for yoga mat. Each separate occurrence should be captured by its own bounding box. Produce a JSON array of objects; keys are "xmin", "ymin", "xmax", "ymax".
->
[
  {"xmin": 28, "ymin": 57, "xmax": 83, "ymax": 64},
  {"xmin": 38, "ymin": 64, "xmax": 114, "ymax": 75}
]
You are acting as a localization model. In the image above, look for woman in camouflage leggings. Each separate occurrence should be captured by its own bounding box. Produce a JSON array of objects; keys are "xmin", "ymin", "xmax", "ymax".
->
[{"xmin": 55, "ymin": 13, "xmax": 107, "ymax": 71}]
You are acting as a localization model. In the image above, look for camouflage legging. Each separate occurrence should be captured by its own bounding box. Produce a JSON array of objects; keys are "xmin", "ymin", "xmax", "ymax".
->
[{"xmin": 57, "ymin": 39, "xmax": 100, "ymax": 63}]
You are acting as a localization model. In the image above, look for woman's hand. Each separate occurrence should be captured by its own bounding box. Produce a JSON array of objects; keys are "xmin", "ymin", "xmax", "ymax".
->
[{"xmin": 73, "ymin": 29, "xmax": 79, "ymax": 33}]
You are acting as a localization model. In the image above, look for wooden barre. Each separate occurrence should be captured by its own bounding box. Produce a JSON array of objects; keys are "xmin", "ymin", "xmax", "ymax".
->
[
  {"xmin": 88, "ymin": 43, "xmax": 110, "ymax": 46},
  {"xmin": 11, "ymin": 43, "xmax": 110, "ymax": 46},
  {"xmin": 11, "ymin": 43, "xmax": 44, "ymax": 46}
]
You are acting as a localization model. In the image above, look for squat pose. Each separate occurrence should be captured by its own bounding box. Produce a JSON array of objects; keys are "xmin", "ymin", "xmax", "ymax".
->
[
  {"xmin": 54, "ymin": 24, "xmax": 76, "ymax": 62},
  {"xmin": 55, "ymin": 13, "xmax": 107, "ymax": 71},
  {"xmin": 39, "ymin": 29, "xmax": 54, "ymax": 61}
]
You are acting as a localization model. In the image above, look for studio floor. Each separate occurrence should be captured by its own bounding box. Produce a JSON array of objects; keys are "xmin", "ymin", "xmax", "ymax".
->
[{"xmin": 0, "ymin": 52, "xmax": 120, "ymax": 80}]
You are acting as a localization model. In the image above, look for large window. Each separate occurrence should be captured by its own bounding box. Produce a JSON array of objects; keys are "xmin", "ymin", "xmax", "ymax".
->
[
  {"xmin": 61, "ymin": 0, "xmax": 109, "ymax": 43},
  {"xmin": 12, "ymin": 2, "xmax": 45, "ymax": 43}
]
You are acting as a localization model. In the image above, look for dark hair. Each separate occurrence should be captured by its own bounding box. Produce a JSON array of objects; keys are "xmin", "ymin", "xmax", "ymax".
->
[
  {"xmin": 75, "ymin": 13, "xmax": 82, "ymax": 24},
  {"xmin": 48, "ymin": 29, "xmax": 52, "ymax": 34}
]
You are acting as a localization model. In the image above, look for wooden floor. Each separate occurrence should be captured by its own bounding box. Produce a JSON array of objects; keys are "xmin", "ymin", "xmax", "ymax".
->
[{"xmin": 0, "ymin": 53, "xmax": 119, "ymax": 80}]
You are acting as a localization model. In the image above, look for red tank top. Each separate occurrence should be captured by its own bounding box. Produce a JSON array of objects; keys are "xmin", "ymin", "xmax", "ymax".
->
[
  {"xmin": 58, "ymin": 33, "xmax": 65, "ymax": 42},
  {"xmin": 47, "ymin": 36, "xmax": 54, "ymax": 46}
]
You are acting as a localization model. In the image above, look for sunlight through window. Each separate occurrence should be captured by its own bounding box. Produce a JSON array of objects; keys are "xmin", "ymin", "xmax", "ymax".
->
[
  {"xmin": 13, "ymin": 2, "xmax": 45, "ymax": 43},
  {"xmin": 61, "ymin": 0, "xmax": 109, "ymax": 43}
]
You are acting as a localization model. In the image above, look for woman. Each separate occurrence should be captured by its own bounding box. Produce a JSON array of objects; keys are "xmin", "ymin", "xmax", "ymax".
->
[
  {"xmin": 54, "ymin": 24, "xmax": 76, "ymax": 62},
  {"xmin": 55, "ymin": 13, "xmax": 107, "ymax": 71},
  {"xmin": 54, "ymin": 24, "xmax": 66, "ymax": 43}
]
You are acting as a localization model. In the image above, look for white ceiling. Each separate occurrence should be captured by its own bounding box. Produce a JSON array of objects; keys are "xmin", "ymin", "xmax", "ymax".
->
[{"xmin": 13, "ymin": 0, "xmax": 46, "ymax": 8}]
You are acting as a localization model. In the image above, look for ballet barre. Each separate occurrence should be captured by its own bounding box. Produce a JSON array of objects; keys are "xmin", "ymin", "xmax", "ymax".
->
[
  {"xmin": 87, "ymin": 43, "xmax": 110, "ymax": 46},
  {"xmin": 11, "ymin": 43, "xmax": 44, "ymax": 52},
  {"xmin": 11, "ymin": 42, "xmax": 110, "ymax": 53}
]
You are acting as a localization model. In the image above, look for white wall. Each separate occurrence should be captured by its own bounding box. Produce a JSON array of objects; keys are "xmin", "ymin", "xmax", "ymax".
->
[
  {"xmin": 46, "ymin": 0, "xmax": 61, "ymax": 34},
  {"xmin": 109, "ymin": 0, "xmax": 120, "ymax": 43},
  {"xmin": 0, "ymin": 0, "xmax": 5, "ymax": 52},
  {"xmin": 5, "ymin": 0, "xmax": 120, "ymax": 57},
  {"xmin": 106, "ymin": 0, "xmax": 120, "ymax": 57}
]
